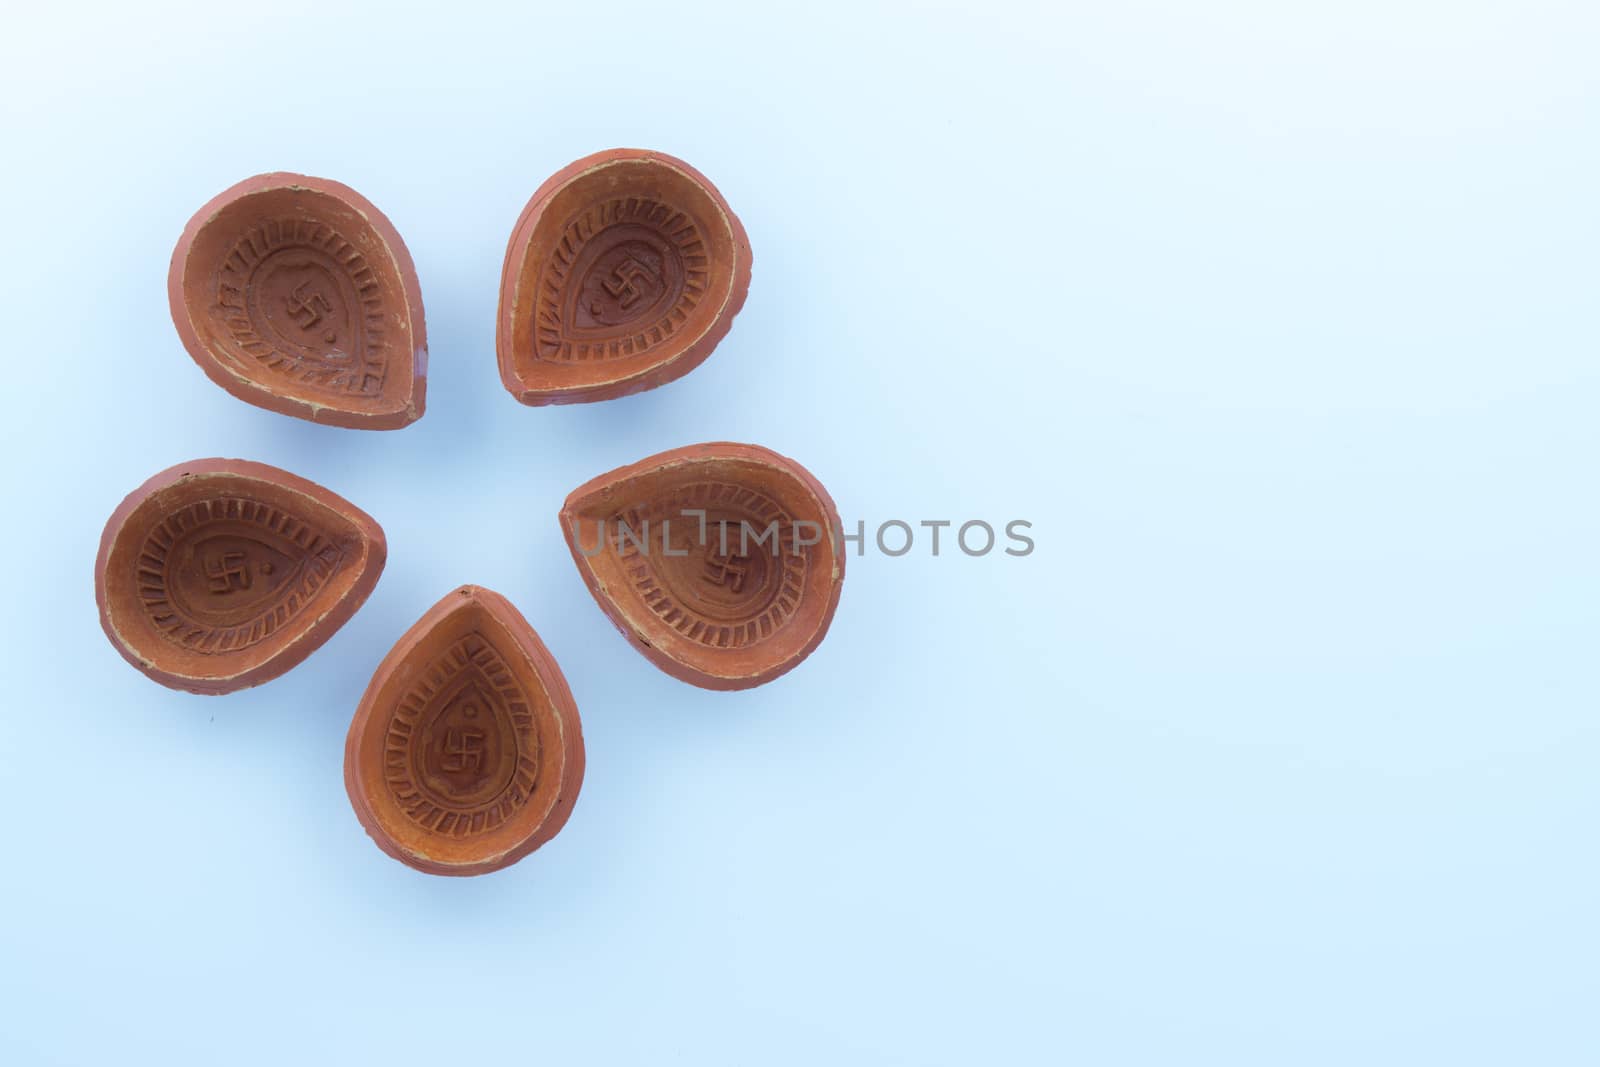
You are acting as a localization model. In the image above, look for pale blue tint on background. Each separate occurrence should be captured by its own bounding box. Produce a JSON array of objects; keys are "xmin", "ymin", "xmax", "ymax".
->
[{"xmin": 0, "ymin": 1, "xmax": 1596, "ymax": 1063}]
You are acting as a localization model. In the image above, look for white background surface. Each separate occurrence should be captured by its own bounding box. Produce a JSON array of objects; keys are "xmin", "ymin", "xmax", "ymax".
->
[{"xmin": 1, "ymin": 1, "xmax": 1597, "ymax": 1063}]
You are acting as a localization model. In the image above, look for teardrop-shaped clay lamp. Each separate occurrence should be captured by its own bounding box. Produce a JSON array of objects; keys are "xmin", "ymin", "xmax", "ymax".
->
[
  {"xmin": 95, "ymin": 459, "xmax": 386, "ymax": 694},
  {"xmin": 344, "ymin": 586, "xmax": 585, "ymax": 876},
  {"xmin": 561, "ymin": 443, "xmax": 845, "ymax": 690},
  {"xmin": 169, "ymin": 172, "xmax": 427, "ymax": 429},
  {"xmin": 497, "ymin": 148, "xmax": 752, "ymax": 405}
]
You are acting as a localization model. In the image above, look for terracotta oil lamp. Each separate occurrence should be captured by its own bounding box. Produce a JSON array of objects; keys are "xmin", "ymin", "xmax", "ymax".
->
[
  {"xmin": 561, "ymin": 443, "xmax": 844, "ymax": 689},
  {"xmin": 95, "ymin": 459, "xmax": 386, "ymax": 694},
  {"xmin": 498, "ymin": 149, "xmax": 751, "ymax": 404},
  {"xmin": 344, "ymin": 586, "xmax": 585, "ymax": 876},
  {"xmin": 170, "ymin": 172, "xmax": 427, "ymax": 428}
]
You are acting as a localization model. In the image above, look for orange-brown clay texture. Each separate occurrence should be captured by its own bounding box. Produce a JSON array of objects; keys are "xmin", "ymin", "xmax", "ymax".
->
[
  {"xmin": 497, "ymin": 148, "xmax": 752, "ymax": 405},
  {"xmin": 344, "ymin": 586, "xmax": 586, "ymax": 877},
  {"xmin": 561, "ymin": 443, "xmax": 845, "ymax": 690},
  {"xmin": 169, "ymin": 172, "xmax": 428, "ymax": 429},
  {"xmin": 94, "ymin": 459, "xmax": 387, "ymax": 695}
]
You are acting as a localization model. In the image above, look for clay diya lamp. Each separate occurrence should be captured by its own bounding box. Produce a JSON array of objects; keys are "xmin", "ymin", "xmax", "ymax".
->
[
  {"xmin": 169, "ymin": 172, "xmax": 427, "ymax": 429},
  {"xmin": 344, "ymin": 586, "xmax": 585, "ymax": 876},
  {"xmin": 561, "ymin": 443, "xmax": 845, "ymax": 690},
  {"xmin": 497, "ymin": 148, "xmax": 752, "ymax": 405},
  {"xmin": 95, "ymin": 459, "xmax": 386, "ymax": 694}
]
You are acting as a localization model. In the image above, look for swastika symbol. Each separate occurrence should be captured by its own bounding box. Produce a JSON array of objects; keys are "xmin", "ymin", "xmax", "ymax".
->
[
  {"xmin": 440, "ymin": 726, "xmax": 485, "ymax": 774},
  {"xmin": 702, "ymin": 551, "xmax": 750, "ymax": 593},
  {"xmin": 286, "ymin": 281, "xmax": 338, "ymax": 343},
  {"xmin": 205, "ymin": 551, "xmax": 252, "ymax": 594},
  {"xmin": 599, "ymin": 256, "xmax": 654, "ymax": 311},
  {"xmin": 286, "ymin": 281, "xmax": 333, "ymax": 328}
]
